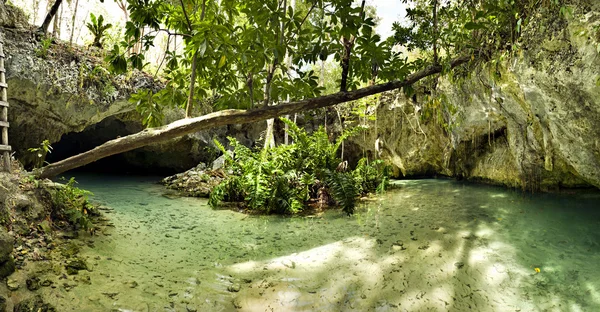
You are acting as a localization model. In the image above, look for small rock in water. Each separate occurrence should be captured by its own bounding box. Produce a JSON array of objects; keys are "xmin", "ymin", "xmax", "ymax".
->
[
  {"xmin": 228, "ymin": 283, "xmax": 241, "ymax": 292},
  {"xmin": 78, "ymin": 275, "xmax": 91, "ymax": 285},
  {"xmin": 7, "ymin": 278, "xmax": 19, "ymax": 291},
  {"xmin": 128, "ymin": 280, "xmax": 138, "ymax": 288},
  {"xmin": 65, "ymin": 258, "xmax": 88, "ymax": 274},
  {"xmin": 454, "ymin": 262, "xmax": 465, "ymax": 269},
  {"xmin": 187, "ymin": 305, "xmax": 199, "ymax": 312},
  {"xmin": 26, "ymin": 277, "xmax": 40, "ymax": 291}
]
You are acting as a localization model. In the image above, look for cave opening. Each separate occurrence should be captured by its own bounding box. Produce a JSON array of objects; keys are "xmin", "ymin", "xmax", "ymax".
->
[{"xmin": 45, "ymin": 117, "xmax": 180, "ymax": 175}]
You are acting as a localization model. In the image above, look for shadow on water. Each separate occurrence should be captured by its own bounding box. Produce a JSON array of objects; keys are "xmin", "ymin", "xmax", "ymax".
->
[{"xmin": 41, "ymin": 174, "xmax": 600, "ymax": 311}]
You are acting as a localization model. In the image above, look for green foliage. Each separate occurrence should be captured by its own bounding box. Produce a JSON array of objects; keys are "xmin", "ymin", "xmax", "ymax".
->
[
  {"xmin": 209, "ymin": 117, "xmax": 389, "ymax": 215},
  {"xmin": 108, "ymin": 0, "xmax": 414, "ymax": 124},
  {"xmin": 86, "ymin": 13, "xmax": 113, "ymax": 49},
  {"xmin": 326, "ymin": 171, "xmax": 358, "ymax": 215},
  {"xmin": 35, "ymin": 37, "xmax": 53, "ymax": 58},
  {"xmin": 105, "ymin": 44, "xmax": 128, "ymax": 74},
  {"xmin": 51, "ymin": 178, "xmax": 95, "ymax": 231},
  {"xmin": 78, "ymin": 64, "xmax": 116, "ymax": 97},
  {"xmin": 27, "ymin": 140, "xmax": 52, "ymax": 169},
  {"xmin": 129, "ymin": 89, "xmax": 164, "ymax": 127},
  {"xmin": 353, "ymin": 159, "xmax": 390, "ymax": 195}
]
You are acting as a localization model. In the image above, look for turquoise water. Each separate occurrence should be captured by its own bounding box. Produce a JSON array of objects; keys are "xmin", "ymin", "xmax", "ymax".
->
[{"xmin": 38, "ymin": 175, "xmax": 600, "ymax": 311}]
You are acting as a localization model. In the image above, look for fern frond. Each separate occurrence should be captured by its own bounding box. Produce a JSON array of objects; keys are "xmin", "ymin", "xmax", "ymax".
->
[
  {"xmin": 326, "ymin": 170, "xmax": 359, "ymax": 215},
  {"xmin": 280, "ymin": 117, "xmax": 310, "ymax": 149}
]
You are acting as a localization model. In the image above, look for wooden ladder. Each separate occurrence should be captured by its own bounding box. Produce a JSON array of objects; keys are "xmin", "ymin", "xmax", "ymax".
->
[{"xmin": 0, "ymin": 33, "xmax": 10, "ymax": 172}]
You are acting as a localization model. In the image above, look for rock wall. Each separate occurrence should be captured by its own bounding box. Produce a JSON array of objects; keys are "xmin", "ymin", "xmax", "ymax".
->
[
  {"xmin": 352, "ymin": 8, "xmax": 600, "ymax": 190},
  {"xmin": 2, "ymin": 27, "xmax": 160, "ymax": 163}
]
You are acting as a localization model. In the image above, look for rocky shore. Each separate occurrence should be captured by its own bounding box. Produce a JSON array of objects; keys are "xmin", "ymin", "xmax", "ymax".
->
[{"xmin": 0, "ymin": 163, "xmax": 112, "ymax": 311}]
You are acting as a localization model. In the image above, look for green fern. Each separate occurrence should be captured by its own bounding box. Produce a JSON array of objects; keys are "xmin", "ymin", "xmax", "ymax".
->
[
  {"xmin": 354, "ymin": 158, "xmax": 391, "ymax": 195},
  {"xmin": 207, "ymin": 123, "xmax": 385, "ymax": 215},
  {"xmin": 326, "ymin": 171, "xmax": 358, "ymax": 216}
]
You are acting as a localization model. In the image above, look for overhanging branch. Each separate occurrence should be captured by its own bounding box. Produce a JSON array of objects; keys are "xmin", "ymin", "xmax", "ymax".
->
[{"xmin": 34, "ymin": 55, "xmax": 471, "ymax": 179}]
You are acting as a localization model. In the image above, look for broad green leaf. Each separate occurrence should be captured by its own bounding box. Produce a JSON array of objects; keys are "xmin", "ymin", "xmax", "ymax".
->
[{"xmin": 218, "ymin": 55, "xmax": 227, "ymax": 68}]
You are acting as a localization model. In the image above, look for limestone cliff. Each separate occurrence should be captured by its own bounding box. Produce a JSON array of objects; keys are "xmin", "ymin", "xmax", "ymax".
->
[{"xmin": 352, "ymin": 7, "xmax": 600, "ymax": 190}]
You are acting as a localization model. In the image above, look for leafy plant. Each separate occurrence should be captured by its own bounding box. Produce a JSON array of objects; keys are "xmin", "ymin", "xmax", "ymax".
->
[
  {"xmin": 208, "ymin": 117, "xmax": 389, "ymax": 215},
  {"xmin": 326, "ymin": 171, "xmax": 358, "ymax": 215},
  {"xmin": 27, "ymin": 140, "xmax": 52, "ymax": 168},
  {"xmin": 353, "ymin": 159, "xmax": 390, "ymax": 195},
  {"xmin": 51, "ymin": 177, "xmax": 95, "ymax": 231},
  {"xmin": 129, "ymin": 88, "xmax": 164, "ymax": 127},
  {"xmin": 35, "ymin": 36, "xmax": 53, "ymax": 58},
  {"xmin": 86, "ymin": 13, "xmax": 113, "ymax": 49}
]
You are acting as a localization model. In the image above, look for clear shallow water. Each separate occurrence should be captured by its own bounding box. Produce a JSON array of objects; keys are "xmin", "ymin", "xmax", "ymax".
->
[{"xmin": 39, "ymin": 174, "xmax": 600, "ymax": 311}]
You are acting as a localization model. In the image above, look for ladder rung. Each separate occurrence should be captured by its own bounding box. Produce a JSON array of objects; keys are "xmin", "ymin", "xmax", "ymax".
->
[
  {"xmin": 0, "ymin": 83, "xmax": 6, "ymax": 88},
  {"xmin": 0, "ymin": 53, "xmax": 4, "ymax": 58},
  {"xmin": 0, "ymin": 101, "xmax": 7, "ymax": 107},
  {"xmin": 0, "ymin": 68, "xmax": 5, "ymax": 73},
  {"xmin": 0, "ymin": 121, "xmax": 8, "ymax": 128},
  {"xmin": 0, "ymin": 145, "xmax": 10, "ymax": 152}
]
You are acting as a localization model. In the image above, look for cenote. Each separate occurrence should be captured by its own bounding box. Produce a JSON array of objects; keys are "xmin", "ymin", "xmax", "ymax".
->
[
  {"xmin": 3, "ymin": 0, "xmax": 600, "ymax": 311},
  {"xmin": 29, "ymin": 174, "xmax": 600, "ymax": 311}
]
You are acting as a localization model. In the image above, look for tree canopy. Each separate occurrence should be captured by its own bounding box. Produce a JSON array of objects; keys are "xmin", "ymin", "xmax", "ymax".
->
[
  {"xmin": 104, "ymin": 1, "xmax": 454, "ymax": 125},
  {"xmin": 100, "ymin": 0, "xmax": 568, "ymax": 126}
]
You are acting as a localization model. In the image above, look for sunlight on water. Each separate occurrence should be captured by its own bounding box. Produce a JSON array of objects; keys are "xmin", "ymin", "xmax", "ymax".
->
[{"xmin": 37, "ymin": 174, "xmax": 600, "ymax": 311}]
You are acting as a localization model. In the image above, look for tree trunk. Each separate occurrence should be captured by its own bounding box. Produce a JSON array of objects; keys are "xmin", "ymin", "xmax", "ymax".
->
[
  {"xmin": 34, "ymin": 55, "xmax": 471, "ymax": 179},
  {"xmin": 339, "ymin": 0, "xmax": 365, "ymax": 92},
  {"xmin": 38, "ymin": 0, "xmax": 63, "ymax": 34},
  {"xmin": 432, "ymin": 0, "xmax": 439, "ymax": 65},
  {"xmin": 52, "ymin": 3, "xmax": 61, "ymax": 38},
  {"xmin": 185, "ymin": 51, "xmax": 199, "ymax": 118},
  {"xmin": 69, "ymin": 0, "xmax": 79, "ymax": 45},
  {"xmin": 183, "ymin": 0, "xmax": 205, "ymax": 118},
  {"xmin": 116, "ymin": 0, "xmax": 129, "ymax": 21},
  {"xmin": 263, "ymin": 0, "xmax": 287, "ymax": 149}
]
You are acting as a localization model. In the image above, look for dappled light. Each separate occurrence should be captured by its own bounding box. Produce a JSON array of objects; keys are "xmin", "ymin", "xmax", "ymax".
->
[{"xmin": 13, "ymin": 175, "xmax": 599, "ymax": 311}]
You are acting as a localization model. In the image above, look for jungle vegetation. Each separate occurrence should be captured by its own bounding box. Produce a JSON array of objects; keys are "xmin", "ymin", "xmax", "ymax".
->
[
  {"xmin": 29, "ymin": 1, "xmax": 577, "ymax": 194},
  {"xmin": 209, "ymin": 118, "xmax": 390, "ymax": 215}
]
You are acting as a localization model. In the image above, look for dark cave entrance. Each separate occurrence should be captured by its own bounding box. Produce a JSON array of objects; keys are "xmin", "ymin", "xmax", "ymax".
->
[{"xmin": 45, "ymin": 117, "xmax": 182, "ymax": 175}]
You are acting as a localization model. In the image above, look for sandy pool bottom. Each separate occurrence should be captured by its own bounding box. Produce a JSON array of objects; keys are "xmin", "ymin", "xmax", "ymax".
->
[{"xmin": 18, "ymin": 176, "xmax": 600, "ymax": 311}]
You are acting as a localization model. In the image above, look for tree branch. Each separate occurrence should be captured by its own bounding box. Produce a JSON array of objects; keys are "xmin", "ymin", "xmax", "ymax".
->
[{"xmin": 34, "ymin": 55, "xmax": 471, "ymax": 179}]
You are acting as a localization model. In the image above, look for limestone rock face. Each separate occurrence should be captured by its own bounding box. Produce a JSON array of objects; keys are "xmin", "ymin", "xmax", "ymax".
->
[
  {"xmin": 0, "ymin": 2, "xmax": 28, "ymax": 30},
  {"xmin": 3, "ymin": 28, "xmax": 160, "ymax": 164},
  {"xmin": 353, "ymin": 9, "xmax": 600, "ymax": 189}
]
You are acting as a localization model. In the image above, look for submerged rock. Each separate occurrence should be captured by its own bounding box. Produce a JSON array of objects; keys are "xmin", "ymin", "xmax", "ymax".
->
[
  {"xmin": 26, "ymin": 276, "xmax": 40, "ymax": 291},
  {"xmin": 228, "ymin": 283, "xmax": 241, "ymax": 293},
  {"xmin": 7, "ymin": 278, "xmax": 19, "ymax": 291},
  {"xmin": 0, "ymin": 229, "xmax": 14, "ymax": 263},
  {"xmin": 13, "ymin": 295, "xmax": 56, "ymax": 312},
  {"xmin": 65, "ymin": 258, "xmax": 88, "ymax": 275},
  {"xmin": 0, "ymin": 256, "xmax": 15, "ymax": 279}
]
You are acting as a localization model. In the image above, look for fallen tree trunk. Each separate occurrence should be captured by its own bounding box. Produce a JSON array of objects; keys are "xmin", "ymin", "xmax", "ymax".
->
[{"xmin": 35, "ymin": 56, "xmax": 471, "ymax": 179}]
